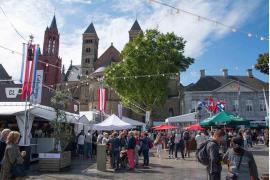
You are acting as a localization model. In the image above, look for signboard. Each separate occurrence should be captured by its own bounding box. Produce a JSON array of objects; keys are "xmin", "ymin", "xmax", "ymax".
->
[
  {"xmin": 5, "ymin": 88, "xmax": 21, "ymax": 98},
  {"xmin": 39, "ymin": 153, "xmax": 61, "ymax": 159},
  {"xmin": 30, "ymin": 70, "xmax": 43, "ymax": 104},
  {"xmin": 145, "ymin": 111, "xmax": 151, "ymax": 124}
]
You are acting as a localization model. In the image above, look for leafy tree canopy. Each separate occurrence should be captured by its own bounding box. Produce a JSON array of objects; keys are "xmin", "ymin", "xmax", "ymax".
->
[
  {"xmin": 104, "ymin": 29, "xmax": 194, "ymax": 116},
  {"xmin": 255, "ymin": 53, "xmax": 269, "ymax": 75}
]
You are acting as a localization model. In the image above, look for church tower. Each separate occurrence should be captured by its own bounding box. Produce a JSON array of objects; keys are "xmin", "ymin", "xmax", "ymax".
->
[
  {"xmin": 38, "ymin": 15, "xmax": 61, "ymax": 87},
  {"xmin": 81, "ymin": 22, "xmax": 99, "ymax": 78},
  {"xmin": 129, "ymin": 19, "xmax": 142, "ymax": 41}
]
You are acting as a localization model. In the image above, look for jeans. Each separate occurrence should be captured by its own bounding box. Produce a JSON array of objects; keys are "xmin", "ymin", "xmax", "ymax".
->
[
  {"xmin": 135, "ymin": 145, "xmax": 140, "ymax": 165},
  {"xmin": 208, "ymin": 172, "xmax": 221, "ymax": 180},
  {"xmin": 169, "ymin": 144, "xmax": 174, "ymax": 156},
  {"xmin": 142, "ymin": 149, "xmax": 149, "ymax": 166},
  {"xmin": 78, "ymin": 144, "xmax": 84, "ymax": 155},
  {"xmin": 175, "ymin": 143, "xmax": 184, "ymax": 159},
  {"xmin": 156, "ymin": 144, "xmax": 162, "ymax": 158},
  {"xmin": 111, "ymin": 150, "xmax": 119, "ymax": 169},
  {"xmin": 86, "ymin": 142, "xmax": 92, "ymax": 158}
]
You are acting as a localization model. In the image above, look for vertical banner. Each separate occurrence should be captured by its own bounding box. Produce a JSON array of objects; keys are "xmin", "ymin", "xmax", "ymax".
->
[
  {"xmin": 21, "ymin": 44, "xmax": 35, "ymax": 100},
  {"xmin": 30, "ymin": 70, "xmax": 43, "ymax": 104},
  {"xmin": 98, "ymin": 88, "xmax": 106, "ymax": 112},
  {"xmin": 20, "ymin": 43, "xmax": 26, "ymax": 83},
  {"xmin": 145, "ymin": 111, "xmax": 151, "ymax": 124},
  {"xmin": 118, "ymin": 104, "xmax": 123, "ymax": 119},
  {"xmin": 31, "ymin": 45, "xmax": 40, "ymax": 96}
]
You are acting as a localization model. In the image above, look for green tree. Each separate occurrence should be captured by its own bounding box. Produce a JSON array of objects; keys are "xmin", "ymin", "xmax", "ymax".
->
[
  {"xmin": 104, "ymin": 29, "xmax": 194, "ymax": 126},
  {"xmin": 51, "ymin": 90, "xmax": 73, "ymax": 152},
  {"xmin": 255, "ymin": 53, "xmax": 269, "ymax": 75}
]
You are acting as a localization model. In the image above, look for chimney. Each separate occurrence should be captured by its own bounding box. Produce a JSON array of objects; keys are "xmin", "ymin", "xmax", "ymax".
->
[
  {"xmin": 200, "ymin": 69, "xmax": 205, "ymax": 78},
  {"xmin": 222, "ymin": 69, "xmax": 228, "ymax": 78},
  {"xmin": 111, "ymin": 42, "xmax": 113, "ymax": 46},
  {"xmin": 247, "ymin": 69, "xmax": 253, "ymax": 78}
]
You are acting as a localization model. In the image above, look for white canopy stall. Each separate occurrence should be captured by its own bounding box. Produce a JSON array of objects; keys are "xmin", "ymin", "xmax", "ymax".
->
[
  {"xmin": 93, "ymin": 114, "xmax": 133, "ymax": 131},
  {"xmin": 122, "ymin": 116, "xmax": 146, "ymax": 130},
  {"xmin": 165, "ymin": 112, "xmax": 197, "ymax": 128}
]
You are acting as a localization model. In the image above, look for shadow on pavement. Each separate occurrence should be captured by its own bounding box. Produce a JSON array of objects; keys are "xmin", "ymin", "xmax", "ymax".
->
[{"xmin": 150, "ymin": 163, "xmax": 174, "ymax": 169}]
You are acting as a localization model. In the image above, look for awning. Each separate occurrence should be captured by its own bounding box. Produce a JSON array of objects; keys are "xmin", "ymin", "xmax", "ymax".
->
[
  {"xmin": 93, "ymin": 114, "xmax": 133, "ymax": 130},
  {"xmin": 122, "ymin": 116, "xmax": 145, "ymax": 127},
  {"xmin": 165, "ymin": 112, "xmax": 197, "ymax": 123}
]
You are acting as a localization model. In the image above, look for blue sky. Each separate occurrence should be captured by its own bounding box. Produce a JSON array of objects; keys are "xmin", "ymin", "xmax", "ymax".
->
[{"xmin": 0, "ymin": 0, "xmax": 268, "ymax": 85}]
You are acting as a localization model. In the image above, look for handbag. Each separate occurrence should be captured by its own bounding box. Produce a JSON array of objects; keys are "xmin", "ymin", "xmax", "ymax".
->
[
  {"xmin": 226, "ymin": 153, "xmax": 244, "ymax": 180},
  {"xmin": 10, "ymin": 159, "xmax": 26, "ymax": 177}
]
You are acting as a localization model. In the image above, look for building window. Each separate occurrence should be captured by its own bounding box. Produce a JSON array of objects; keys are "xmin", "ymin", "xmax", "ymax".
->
[
  {"xmin": 259, "ymin": 100, "xmax": 266, "ymax": 111},
  {"xmin": 246, "ymin": 100, "xmax": 253, "ymax": 112},
  {"xmin": 233, "ymin": 100, "xmax": 239, "ymax": 112},
  {"xmin": 169, "ymin": 108, "xmax": 174, "ymax": 117},
  {"xmin": 191, "ymin": 100, "xmax": 197, "ymax": 113},
  {"xmin": 52, "ymin": 40, "xmax": 55, "ymax": 54},
  {"xmin": 85, "ymin": 39, "xmax": 93, "ymax": 44},
  {"xmin": 48, "ymin": 38, "xmax": 52, "ymax": 53},
  {"xmin": 86, "ymin": 48, "xmax": 91, "ymax": 53},
  {"xmin": 85, "ymin": 58, "xmax": 90, "ymax": 63},
  {"xmin": 86, "ymin": 70, "xmax": 89, "ymax": 75}
]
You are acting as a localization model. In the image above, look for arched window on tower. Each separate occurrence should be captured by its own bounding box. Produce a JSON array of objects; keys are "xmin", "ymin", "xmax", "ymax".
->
[
  {"xmin": 86, "ymin": 70, "xmax": 89, "ymax": 75},
  {"xmin": 48, "ymin": 38, "xmax": 52, "ymax": 54},
  {"xmin": 52, "ymin": 38, "xmax": 56, "ymax": 54}
]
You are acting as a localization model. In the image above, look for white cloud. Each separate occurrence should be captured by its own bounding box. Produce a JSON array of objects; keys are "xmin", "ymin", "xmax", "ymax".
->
[
  {"xmin": 0, "ymin": 0, "xmax": 263, "ymax": 83},
  {"xmin": 59, "ymin": 0, "xmax": 91, "ymax": 4}
]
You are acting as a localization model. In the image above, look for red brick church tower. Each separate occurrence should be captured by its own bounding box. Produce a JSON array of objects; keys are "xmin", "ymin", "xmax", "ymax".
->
[{"xmin": 38, "ymin": 15, "xmax": 62, "ymax": 87}]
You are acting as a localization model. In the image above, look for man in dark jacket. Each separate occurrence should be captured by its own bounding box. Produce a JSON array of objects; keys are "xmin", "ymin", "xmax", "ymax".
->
[
  {"xmin": 140, "ymin": 132, "xmax": 151, "ymax": 167},
  {"xmin": 108, "ymin": 132, "xmax": 120, "ymax": 170},
  {"xmin": 206, "ymin": 130, "xmax": 224, "ymax": 180}
]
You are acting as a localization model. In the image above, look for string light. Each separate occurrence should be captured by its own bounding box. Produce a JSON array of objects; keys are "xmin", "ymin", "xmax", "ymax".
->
[{"xmin": 149, "ymin": 0, "xmax": 268, "ymax": 41}]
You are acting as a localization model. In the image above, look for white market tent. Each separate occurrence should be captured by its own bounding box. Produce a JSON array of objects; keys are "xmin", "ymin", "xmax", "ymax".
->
[
  {"xmin": 165, "ymin": 112, "xmax": 197, "ymax": 124},
  {"xmin": 122, "ymin": 116, "xmax": 146, "ymax": 127},
  {"xmin": 93, "ymin": 114, "xmax": 133, "ymax": 131},
  {"xmin": 0, "ymin": 102, "xmax": 79, "ymax": 145}
]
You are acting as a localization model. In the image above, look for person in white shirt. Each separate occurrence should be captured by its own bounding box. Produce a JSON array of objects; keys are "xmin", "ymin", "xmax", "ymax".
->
[
  {"xmin": 77, "ymin": 130, "xmax": 85, "ymax": 158},
  {"xmin": 102, "ymin": 132, "xmax": 109, "ymax": 145},
  {"xmin": 195, "ymin": 131, "xmax": 207, "ymax": 149}
]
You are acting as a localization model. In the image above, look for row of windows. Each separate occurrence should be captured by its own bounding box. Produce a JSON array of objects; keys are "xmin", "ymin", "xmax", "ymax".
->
[
  {"xmin": 191, "ymin": 99, "xmax": 267, "ymax": 113},
  {"xmin": 84, "ymin": 39, "xmax": 93, "ymax": 44}
]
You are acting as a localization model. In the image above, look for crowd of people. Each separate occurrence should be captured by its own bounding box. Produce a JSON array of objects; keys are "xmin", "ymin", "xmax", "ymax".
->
[{"xmin": 74, "ymin": 127, "xmax": 268, "ymax": 180}]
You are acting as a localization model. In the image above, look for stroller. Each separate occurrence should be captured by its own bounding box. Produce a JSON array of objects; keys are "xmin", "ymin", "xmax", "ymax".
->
[{"xmin": 119, "ymin": 148, "xmax": 128, "ymax": 169}]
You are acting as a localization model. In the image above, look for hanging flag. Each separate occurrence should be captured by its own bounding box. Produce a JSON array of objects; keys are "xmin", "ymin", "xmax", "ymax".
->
[
  {"xmin": 237, "ymin": 80, "xmax": 241, "ymax": 96},
  {"xmin": 98, "ymin": 88, "xmax": 106, "ymax": 111},
  {"xmin": 21, "ymin": 44, "xmax": 35, "ymax": 100},
  {"xmin": 30, "ymin": 45, "xmax": 40, "ymax": 97},
  {"xmin": 216, "ymin": 100, "xmax": 225, "ymax": 112},
  {"xmin": 208, "ymin": 97, "xmax": 217, "ymax": 113},
  {"xmin": 19, "ymin": 43, "xmax": 26, "ymax": 83},
  {"xmin": 118, "ymin": 104, "xmax": 123, "ymax": 119},
  {"xmin": 30, "ymin": 70, "xmax": 43, "ymax": 104}
]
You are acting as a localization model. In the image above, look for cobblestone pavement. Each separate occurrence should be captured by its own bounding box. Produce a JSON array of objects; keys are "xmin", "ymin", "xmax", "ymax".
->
[{"xmin": 27, "ymin": 145, "xmax": 268, "ymax": 180}]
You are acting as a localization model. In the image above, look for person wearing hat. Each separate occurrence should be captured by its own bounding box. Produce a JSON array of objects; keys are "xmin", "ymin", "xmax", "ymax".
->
[
  {"xmin": 0, "ymin": 129, "xmax": 11, "ymax": 164},
  {"xmin": 223, "ymin": 136, "xmax": 259, "ymax": 180}
]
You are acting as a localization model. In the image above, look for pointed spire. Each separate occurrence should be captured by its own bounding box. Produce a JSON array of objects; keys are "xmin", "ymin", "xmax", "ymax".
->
[
  {"xmin": 84, "ymin": 22, "xmax": 97, "ymax": 34},
  {"xmin": 50, "ymin": 15, "xmax": 58, "ymax": 30},
  {"xmin": 130, "ymin": 19, "xmax": 141, "ymax": 31}
]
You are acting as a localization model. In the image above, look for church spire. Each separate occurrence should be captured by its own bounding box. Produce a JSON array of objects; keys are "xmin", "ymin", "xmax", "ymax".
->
[
  {"xmin": 84, "ymin": 22, "xmax": 97, "ymax": 35},
  {"xmin": 50, "ymin": 15, "xmax": 58, "ymax": 31},
  {"xmin": 129, "ymin": 19, "xmax": 142, "ymax": 41}
]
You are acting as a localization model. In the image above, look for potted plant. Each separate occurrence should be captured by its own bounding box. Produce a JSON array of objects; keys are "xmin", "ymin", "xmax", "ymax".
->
[{"xmin": 39, "ymin": 90, "xmax": 74, "ymax": 172}]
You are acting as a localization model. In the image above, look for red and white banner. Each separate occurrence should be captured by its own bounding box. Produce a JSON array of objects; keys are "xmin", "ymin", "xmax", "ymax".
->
[{"xmin": 98, "ymin": 88, "xmax": 106, "ymax": 112}]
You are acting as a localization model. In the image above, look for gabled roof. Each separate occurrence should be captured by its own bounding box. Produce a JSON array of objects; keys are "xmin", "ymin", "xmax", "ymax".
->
[
  {"xmin": 84, "ymin": 22, "xmax": 97, "ymax": 35},
  {"xmin": 94, "ymin": 44, "xmax": 121, "ymax": 69},
  {"xmin": 130, "ymin": 20, "xmax": 142, "ymax": 31},
  {"xmin": 63, "ymin": 65, "xmax": 81, "ymax": 82},
  {"xmin": 0, "ymin": 64, "xmax": 13, "ymax": 84},
  {"xmin": 186, "ymin": 75, "xmax": 268, "ymax": 92},
  {"xmin": 50, "ymin": 15, "xmax": 58, "ymax": 31}
]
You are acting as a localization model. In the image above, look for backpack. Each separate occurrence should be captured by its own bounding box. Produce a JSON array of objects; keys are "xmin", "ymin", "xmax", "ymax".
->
[
  {"xmin": 148, "ymin": 139, "xmax": 154, "ymax": 149},
  {"xmin": 183, "ymin": 131, "xmax": 190, "ymax": 141},
  {"xmin": 196, "ymin": 140, "xmax": 210, "ymax": 166}
]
